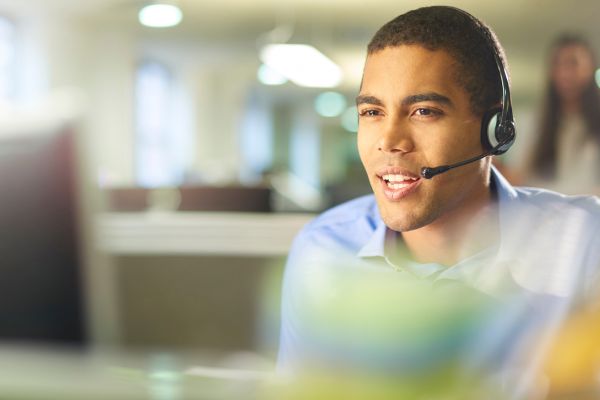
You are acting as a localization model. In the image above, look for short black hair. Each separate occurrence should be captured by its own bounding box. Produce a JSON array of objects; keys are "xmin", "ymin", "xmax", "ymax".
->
[{"xmin": 367, "ymin": 6, "xmax": 506, "ymax": 115}]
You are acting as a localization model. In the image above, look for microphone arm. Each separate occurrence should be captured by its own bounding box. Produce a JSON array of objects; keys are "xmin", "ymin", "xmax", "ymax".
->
[{"xmin": 420, "ymin": 151, "xmax": 492, "ymax": 179}]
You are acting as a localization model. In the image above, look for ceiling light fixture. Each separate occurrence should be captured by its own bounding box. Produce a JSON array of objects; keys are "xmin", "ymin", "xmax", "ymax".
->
[
  {"xmin": 139, "ymin": 3, "xmax": 183, "ymax": 28},
  {"xmin": 257, "ymin": 64, "xmax": 287, "ymax": 86},
  {"xmin": 260, "ymin": 44, "xmax": 342, "ymax": 88}
]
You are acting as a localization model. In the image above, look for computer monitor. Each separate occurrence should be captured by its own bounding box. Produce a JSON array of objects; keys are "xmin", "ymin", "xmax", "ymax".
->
[{"xmin": 0, "ymin": 121, "xmax": 86, "ymax": 345}]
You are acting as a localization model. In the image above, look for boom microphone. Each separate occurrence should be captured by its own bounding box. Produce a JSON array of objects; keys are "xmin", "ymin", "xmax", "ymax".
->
[{"xmin": 420, "ymin": 151, "xmax": 492, "ymax": 179}]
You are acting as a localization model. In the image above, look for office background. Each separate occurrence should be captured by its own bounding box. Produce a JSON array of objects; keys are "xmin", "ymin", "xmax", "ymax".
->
[{"xmin": 1, "ymin": 0, "xmax": 599, "ymax": 370}]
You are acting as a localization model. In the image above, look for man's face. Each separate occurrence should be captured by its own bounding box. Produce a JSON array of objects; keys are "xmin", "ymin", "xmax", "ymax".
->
[{"xmin": 357, "ymin": 45, "xmax": 491, "ymax": 232}]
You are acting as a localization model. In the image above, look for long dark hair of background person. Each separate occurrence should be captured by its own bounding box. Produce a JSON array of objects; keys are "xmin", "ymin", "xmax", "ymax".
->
[{"xmin": 532, "ymin": 34, "xmax": 600, "ymax": 179}]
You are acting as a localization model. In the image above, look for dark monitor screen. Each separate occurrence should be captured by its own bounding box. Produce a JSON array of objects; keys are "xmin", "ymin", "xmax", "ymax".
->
[{"xmin": 0, "ymin": 124, "xmax": 85, "ymax": 345}]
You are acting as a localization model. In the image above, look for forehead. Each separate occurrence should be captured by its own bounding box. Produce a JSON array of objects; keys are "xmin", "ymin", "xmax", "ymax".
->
[{"xmin": 361, "ymin": 45, "xmax": 464, "ymax": 100}]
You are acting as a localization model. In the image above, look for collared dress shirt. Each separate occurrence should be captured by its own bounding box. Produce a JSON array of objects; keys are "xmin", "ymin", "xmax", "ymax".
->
[{"xmin": 278, "ymin": 168, "xmax": 600, "ymax": 397}]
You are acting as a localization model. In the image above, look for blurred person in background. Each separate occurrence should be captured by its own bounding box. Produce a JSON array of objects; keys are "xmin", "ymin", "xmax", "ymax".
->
[
  {"xmin": 526, "ymin": 34, "xmax": 600, "ymax": 195},
  {"xmin": 277, "ymin": 6, "xmax": 600, "ymax": 400}
]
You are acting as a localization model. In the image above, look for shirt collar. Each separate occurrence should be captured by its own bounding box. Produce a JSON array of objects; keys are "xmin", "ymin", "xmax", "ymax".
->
[
  {"xmin": 356, "ymin": 165, "xmax": 517, "ymax": 261},
  {"xmin": 356, "ymin": 215, "xmax": 388, "ymax": 258},
  {"xmin": 492, "ymin": 164, "xmax": 518, "ymax": 205}
]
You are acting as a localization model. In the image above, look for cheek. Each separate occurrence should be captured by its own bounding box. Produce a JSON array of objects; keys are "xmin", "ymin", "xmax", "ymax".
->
[
  {"xmin": 423, "ymin": 123, "xmax": 479, "ymax": 162},
  {"xmin": 455, "ymin": 121, "xmax": 484, "ymax": 154}
]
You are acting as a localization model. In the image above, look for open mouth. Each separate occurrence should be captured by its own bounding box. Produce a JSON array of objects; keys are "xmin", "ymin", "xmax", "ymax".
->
[
  {"xmin": 382, "ymin": 174, "xmax": 420, "ymax": 189},
  {"xmin": 378, "ymin": 172, "xmax": 421, "ymax": 200}
]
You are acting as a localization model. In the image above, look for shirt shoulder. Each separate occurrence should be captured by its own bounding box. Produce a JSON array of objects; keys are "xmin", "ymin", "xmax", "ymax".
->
[
  {"xmin": 510, "ymin": 186, "xmax": 600, "ymax": 248},
  {"xmin": 278, "ymin": 195, "xmax": 381, "ymax": 370},
  {"xmin": 289, "ymin": 194, "xmax": 380, "ymax": 257},
  {"xmin": 504, "ymin": 186, "xmax": 600, "ymax": 297},
  {"xmin": 513, "ymin": 185, "xmax": 599, "ymax": 212},
  {"xmin": 308, "ymin": 194, "xmax": 379, "ymax": 229}
]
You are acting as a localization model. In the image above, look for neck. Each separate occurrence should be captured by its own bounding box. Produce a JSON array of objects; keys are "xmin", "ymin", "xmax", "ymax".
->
[{"xmin": 400, "ymin": 176, "xmax": 499, "ymax": 266}]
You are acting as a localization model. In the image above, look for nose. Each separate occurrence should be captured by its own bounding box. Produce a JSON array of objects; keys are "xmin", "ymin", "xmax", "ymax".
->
[{"xmin": 378, "ymin": 120, "xmax": 415, "ymax": 154}]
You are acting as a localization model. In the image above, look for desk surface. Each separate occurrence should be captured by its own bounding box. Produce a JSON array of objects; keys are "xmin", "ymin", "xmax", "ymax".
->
[{"xmin": 0, "ymin": 345, "xmax": 271, "ymax": 400}]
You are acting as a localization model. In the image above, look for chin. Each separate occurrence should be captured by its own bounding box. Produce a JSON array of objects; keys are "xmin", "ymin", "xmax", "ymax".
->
[
  {"xmin": 379, "ymin": 206, "xmax": 427, "ymax": 232},
  {"xmin": 376, "ymin": 194, "xmax": 444, "ymax": 233}
]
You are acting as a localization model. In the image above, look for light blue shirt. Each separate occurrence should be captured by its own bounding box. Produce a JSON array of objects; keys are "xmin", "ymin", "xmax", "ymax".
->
[{"xmin": 278, "ymin": 168, "xmax": 600, "ymax": 395}]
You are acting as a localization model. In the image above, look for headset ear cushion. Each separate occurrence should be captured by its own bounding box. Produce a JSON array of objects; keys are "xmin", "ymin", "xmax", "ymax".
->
[
  {"xmin": 481, "ymin": 107, "xmax": 516, "ymax": 155},
  {"xmin": 480, "ymin": 107, "xmax": 503, "ymax": 152}
]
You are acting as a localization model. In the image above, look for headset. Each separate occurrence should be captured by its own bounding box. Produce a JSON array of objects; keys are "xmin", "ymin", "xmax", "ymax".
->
[{"xmin": 420, "ymin": 7, "xmax": 516, "ymax": 179}]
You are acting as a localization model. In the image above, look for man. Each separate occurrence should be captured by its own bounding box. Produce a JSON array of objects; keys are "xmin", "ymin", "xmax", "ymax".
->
[{"xmin": 278, "ymin": 5, "xmax": 600, "ymax": 398}]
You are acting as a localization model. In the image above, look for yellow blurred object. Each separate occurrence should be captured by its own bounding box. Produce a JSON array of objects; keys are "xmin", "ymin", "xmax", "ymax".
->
[
  {"xmin": 259, "ymin": 368, "xmax": 499, "ymax": 400},
  {"xmin": 543, "ymin": 308, "xmax": 600, "ymax": 397}
]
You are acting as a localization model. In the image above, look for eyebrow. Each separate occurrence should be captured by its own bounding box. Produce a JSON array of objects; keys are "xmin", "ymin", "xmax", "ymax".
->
[
  {"xmin": 355, "ymin": 95, "xmax": 383, "ymax": 106},
  {"xmin": 402, "ymin": 92, "xmax": 452, "ymax": 107},
  {"xmin": 355, "ymin": 92, "xmax": 453, "ymax": 108}
]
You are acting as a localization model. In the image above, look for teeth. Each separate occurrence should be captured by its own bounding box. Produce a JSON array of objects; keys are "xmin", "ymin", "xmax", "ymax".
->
[
  {"xmin": 387, "ymin": 182, "xmax": 411, "ymax": 189},
  {"xmin": 382, "ymin": 174, "xmax": 418, "ymax": 182}
]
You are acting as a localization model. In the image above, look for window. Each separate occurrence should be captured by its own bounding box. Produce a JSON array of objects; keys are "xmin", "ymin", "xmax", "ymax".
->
[
  {"xmin": 0, "ymin": 16, "xmax": 16, "ymax": 102},
  {"xmin": 134, "ymin": 61, "xmax": 178, "ymax": 187},
  {"xmin": 239, "ymin": 90, "xmax": 274, "ymax": 183}
]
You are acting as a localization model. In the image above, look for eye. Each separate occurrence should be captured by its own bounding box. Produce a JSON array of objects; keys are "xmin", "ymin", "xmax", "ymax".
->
[
  {"xmin": 359, "ymin": 109, "xmax": 382, "ymax": 117},
  {"xmin": 415, "ymin": 108, "xmax": 433, "ymax": 116},
  {"xmin": 412, "ymin": 107, "xmax": 442, "ymax": 118}
]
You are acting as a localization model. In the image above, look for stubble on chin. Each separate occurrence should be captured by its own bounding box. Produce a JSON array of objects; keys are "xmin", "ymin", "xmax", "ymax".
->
[{"xmin": 378, "ymin": 199, "xmax": 443, "ymax": 233}]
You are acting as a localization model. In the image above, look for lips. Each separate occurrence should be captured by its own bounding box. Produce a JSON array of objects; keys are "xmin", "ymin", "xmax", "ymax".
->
[{"xmin": 376, "ymin": 167, "xmax": 421, "ymax": 201}]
